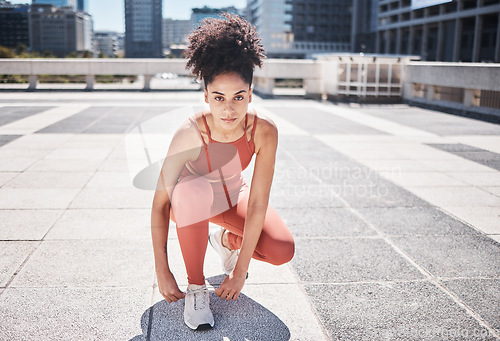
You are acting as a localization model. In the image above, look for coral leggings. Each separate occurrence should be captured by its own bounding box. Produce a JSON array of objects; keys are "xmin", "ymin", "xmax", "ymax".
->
[{"xmin": 170, "ymin": 175, "xmax": 295, "ymax": 285}]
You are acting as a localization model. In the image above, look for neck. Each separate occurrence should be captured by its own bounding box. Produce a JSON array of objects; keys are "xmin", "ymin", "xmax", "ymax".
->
[{"xmin": 208, "ymin": 114, "xmax": 246, "ymax": 142}]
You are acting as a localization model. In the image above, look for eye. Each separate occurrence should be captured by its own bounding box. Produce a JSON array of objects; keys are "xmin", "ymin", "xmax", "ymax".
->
[
  {"xmin": 235, "ymin": 96, "xmax": 244, "ymax": 101},
  {"xmin": 214, "ymin": 96, "xmax": 224, "ymax": 101}
]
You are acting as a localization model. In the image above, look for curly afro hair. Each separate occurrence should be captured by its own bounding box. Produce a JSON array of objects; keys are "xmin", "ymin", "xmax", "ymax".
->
[{"xmin": 185, "ymin": 13, "xmax": 266, "ymax": 88}]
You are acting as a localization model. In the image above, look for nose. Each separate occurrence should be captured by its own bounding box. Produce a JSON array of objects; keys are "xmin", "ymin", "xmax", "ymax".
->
[{"xmin": 223, "ymin": 101, "xmax": 234, "ymax": 114}]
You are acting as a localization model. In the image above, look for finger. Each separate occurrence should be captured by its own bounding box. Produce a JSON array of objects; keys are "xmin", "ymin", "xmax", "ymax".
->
[
  {"xmin": 160, "ymin": 292, "xmax": 170, "ymax": 303},
  {"xmin": 233, "ymin": 291, "xmax": 240, "ymax": 301},
  {"xmin": 227, "ymin": 290, "xmax": 237, "ymax": 301},
  {"xmin": 174, "ymin": 291, "xmax": 185, "ymax": 300},
  {"xmin": 219, "ymin": 288, "xmax": 230, "ymax": 300},
  {"xmin": 216, "ymin": 286, "xmax": 228, "ymax": 298}
]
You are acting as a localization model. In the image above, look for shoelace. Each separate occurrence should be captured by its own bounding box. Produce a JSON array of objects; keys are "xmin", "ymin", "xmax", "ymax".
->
[{"xmin": 186, "ymin": 287, "xmax": 208, "ymax": 311}]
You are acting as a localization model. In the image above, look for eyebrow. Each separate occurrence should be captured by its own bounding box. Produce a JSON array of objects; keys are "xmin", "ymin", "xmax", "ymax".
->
[{"xmin": 212, "ymin": 90, "xmax": 247, "ymax": 96}]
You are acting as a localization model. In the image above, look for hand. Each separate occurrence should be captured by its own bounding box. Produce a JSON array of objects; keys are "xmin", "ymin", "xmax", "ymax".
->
[
  {"xmin": 157, "ymin": 269, "xmax": 185, "ymax": 303},
  {"xmin": 215, "ymin": 270, "xmax": 246, "ymax": 301}
]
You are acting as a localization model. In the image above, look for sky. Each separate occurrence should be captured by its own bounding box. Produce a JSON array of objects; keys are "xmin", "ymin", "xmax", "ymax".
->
[{"xmin": 8, "ymin": 0, "xmax": 247, "ymax": 32}]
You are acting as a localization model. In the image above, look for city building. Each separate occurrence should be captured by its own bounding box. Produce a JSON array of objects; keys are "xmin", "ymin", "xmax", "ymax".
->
[
  {"xmin": 246, "ymin": 0, "xmax": 293, "ymax": 57},
  {"xmin": 0, "ymin": 1, "xmax": 30, "ymax": 49},
  {"xmin": 162, "ymin": 6, "xmax": 241, "ymax": 57},
  {"xmin": 190, "ymin": 6, "xmax": 239, "ymax": 29},
  {"xmin": 352, "ymin": 0, "xmax": 379, "ymax": 53},
  {"xmin": 30, "ymin": 4, "xmax": 93, "ymax": 57},
  {"xmin": 376, "ymin": 0, "xmax": 500, "ymax": 62},
  {"xmin": 162, "ymin": 18, "xmax": 190, "ymax": 51},
  {"xmin": 94, "ymin": 31, "xmax": 121, "ymax": 57},
  {"xmin": 124, "ymin": 0, "xmax": 163, "ymax": 58},
  {"xmin": 77, "ymin": 0, "xmax": 87, "ymax": 12},
  {"xmin": 32, "ymin": 0, "xmax": 77, "ymax": 9},
  {"xmin": 116, "ymin": 33, "xmax": 124, "ymax": 54},
  {"xmin": 34, "ymin": 0, "xmax": 87, "ymax": 12},
  {"xmin": 247, "ymin": 0, "xmax": 357, "ymax": 59}
]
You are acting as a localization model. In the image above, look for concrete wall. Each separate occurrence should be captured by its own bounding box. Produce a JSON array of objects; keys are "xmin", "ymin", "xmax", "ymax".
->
[
  {"xmin": 0, "ymin": 57, "xmax": 499, "ymax": 117},
  {"xmin": 253, "ymin": 59, "xmax": 323, "ymax": 98},
  {"xmin": 404, "ymin": 62, "xmax": 500, "ymax": 115},
  {"xmin": 315, "ymin": 54, "xmax": 414, "ymax": 100},
  {"xmin": 0, "ymin": 59, "xmax": 190, "ymax": 76},
  {"xmin": 405, "ymin": 62, "xmax": 500, "ymax": 92}
]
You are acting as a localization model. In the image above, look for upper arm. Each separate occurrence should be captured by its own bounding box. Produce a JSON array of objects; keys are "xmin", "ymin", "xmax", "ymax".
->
[
  {"xmin": 248, "ymin": 116, "xmax": 278, "ymax": 207},
  {"xmin": 151, "ymin": 120, "xmax": 202, "ymax": 210}
]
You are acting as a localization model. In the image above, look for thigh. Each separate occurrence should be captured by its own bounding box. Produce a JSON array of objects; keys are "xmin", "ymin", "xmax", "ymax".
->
[
  {"xmin": 170, "ymin": 174, "xmax": 213, "ymax": 227},
  {"xmin": 214, "ymin": 186, "xmax": 293, "ymax": 242}
]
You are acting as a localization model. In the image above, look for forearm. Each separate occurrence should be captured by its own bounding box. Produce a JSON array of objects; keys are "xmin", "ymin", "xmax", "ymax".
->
[
  {"xmin": 234, "ymin": 204, "xmax": 267, "ymax": 275},
  {"xmin": 151, "ymin": 204, "xmax": 172, "ymax": 272}
]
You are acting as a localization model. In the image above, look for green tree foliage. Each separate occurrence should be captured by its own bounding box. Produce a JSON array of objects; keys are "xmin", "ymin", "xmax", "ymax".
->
[
  {"xmin": 42, "ymin": 50, "xmax": 55, "ymax": 58},
  {"xmin": 0, "ymin": 46, "xmax": 15, "ymax": 58},
  {"xmin": 14, "ymin": 44, "xmax": 27, "ymax": 56}
]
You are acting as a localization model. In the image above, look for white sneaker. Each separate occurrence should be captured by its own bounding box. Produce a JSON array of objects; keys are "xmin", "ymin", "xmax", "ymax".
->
[
  {"xmin": 209, "ymin": 228, "xmax": 238, "ymax": 275},
  {"xmin": 184, "ymin": 284, "xmax": 214, "ymax": 330}
]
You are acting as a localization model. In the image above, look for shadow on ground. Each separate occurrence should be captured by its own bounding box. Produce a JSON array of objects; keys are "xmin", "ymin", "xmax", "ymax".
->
[{"xmin": 130, "ymin": 275, "xmax": 290, "ymax": 341}]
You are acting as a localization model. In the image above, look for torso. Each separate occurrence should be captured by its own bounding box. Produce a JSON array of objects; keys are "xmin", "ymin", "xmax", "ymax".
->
[{"xmin": 178, "ymin": 111, "xmax": 258, "ymax": 183}]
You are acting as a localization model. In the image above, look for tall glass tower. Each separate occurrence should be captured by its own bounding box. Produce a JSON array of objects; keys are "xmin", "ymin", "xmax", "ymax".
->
[
  {"xmin": 247, "ymin": 0, "xmax": 357, "ymax": 58},
  {"xmin": 32, "ymin": 0, "xmax": 77, "ymax": 9},
  {"xmin": 77, "ymin": 0, "xmax": 88, "ymax": 11},
  {"xmin": 124, "ymin": 0, "xmax": 163, "ymax": 58}
]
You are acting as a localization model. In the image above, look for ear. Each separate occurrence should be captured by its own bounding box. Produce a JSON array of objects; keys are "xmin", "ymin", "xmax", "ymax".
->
[
  {"xmin": 204, "ymin": 88, "xmax": 209, "ymax": 103},
  {"xmin": 248, "ymin": 87, "xmax": 253, "ymax": 103}
]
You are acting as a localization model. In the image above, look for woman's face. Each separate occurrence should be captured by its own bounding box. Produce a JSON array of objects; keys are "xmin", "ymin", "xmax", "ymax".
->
[{"xmin": 204, "ymin": 72, "xmax": 252, "ymax": 131}]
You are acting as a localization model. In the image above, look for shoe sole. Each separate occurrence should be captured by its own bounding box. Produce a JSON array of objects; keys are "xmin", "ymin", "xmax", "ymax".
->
[
  {"xmin": 196, "ymin": 323, "xmax": 213, "ymax": 331},
  {"xmin": 185, "ymin": 320, "xmax": 214, "ymax": 331}
]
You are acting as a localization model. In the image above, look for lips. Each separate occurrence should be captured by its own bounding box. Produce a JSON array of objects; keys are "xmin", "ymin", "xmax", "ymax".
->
[{"xmin": 221, "ymin": 118, "xmax": 237, "ymax": 123}]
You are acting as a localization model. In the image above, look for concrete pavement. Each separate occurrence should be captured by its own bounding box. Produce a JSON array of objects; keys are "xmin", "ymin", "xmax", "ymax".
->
[{"xmin": 0, "ymin": 90, "xmax": 499, "ymax": 340}]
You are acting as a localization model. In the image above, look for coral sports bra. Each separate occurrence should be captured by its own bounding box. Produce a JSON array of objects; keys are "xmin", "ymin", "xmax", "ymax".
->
[{"xmin": 178, "ymin": 112, "xmax": 258, "ymax": 195}]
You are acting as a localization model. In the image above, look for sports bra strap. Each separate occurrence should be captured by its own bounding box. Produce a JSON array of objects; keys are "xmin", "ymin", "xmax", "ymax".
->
[
  {"xmin": 200, "ymin": 112, "xmax": 255, "ymax": 147},
  {"xmin": 201, "ymin": 114, "xmax": 213, "ymax": 143},
  {"xmin": 190, "ymin": 116, "xmax": 212, "ymax": 172},
  {"xmin": 250, "ymin": 113, "xmax": 258, "ymax": 141}
]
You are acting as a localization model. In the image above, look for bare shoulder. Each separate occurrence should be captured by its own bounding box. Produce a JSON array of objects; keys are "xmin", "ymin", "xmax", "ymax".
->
[
  {"xmin": 253, "ymin": 111, "xmax": 278, "ymax": 153},
  {"xmin": 190, "ymin": 110, "xmax": 209, "ymax": 128},
  {"xmin": 255, "ymin": 111, "xmax": 278, "ymax": 137},
  {"xmin": 168, "ymin": 115, "xmax": 203, "ymax": 158},
  {"xmin": 189, "ymin": 110, "xmax": 211, "ymax": 141},
  {"xmin": 173, "ymin": 117, "xmax": 197, "ymax": 142}
]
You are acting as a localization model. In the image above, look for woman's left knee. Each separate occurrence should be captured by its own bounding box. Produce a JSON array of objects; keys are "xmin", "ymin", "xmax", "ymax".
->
[{"xmin": 267, "ymin": 239, "xmax": 295, "ymax": 265}]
